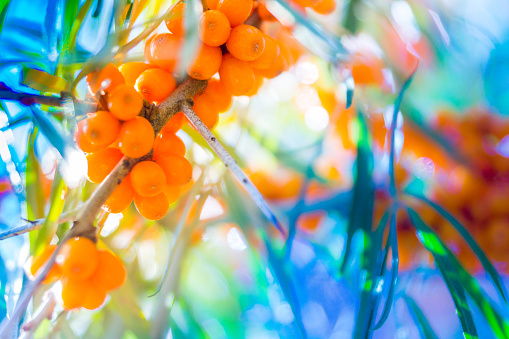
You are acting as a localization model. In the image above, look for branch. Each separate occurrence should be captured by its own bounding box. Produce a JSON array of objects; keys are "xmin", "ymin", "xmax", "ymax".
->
[
  {"xmin": 0, "ymin": 78, "xmax": 207, "ymax": 338},
  {"xmin": 180, "ymin": 101, "xmax": 285, "ymax": 235},
  {"xmin": 0, "ymin": 209, "xmax": 80, "ymax": 241},
  {"xmin": 19, "ymin": 290, "xmax": 57, "ymax": 337}
]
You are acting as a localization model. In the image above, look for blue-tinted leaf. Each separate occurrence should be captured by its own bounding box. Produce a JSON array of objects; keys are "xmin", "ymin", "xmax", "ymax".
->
[
  {"xmin": 389, "ymin": 65, "xmax": 418, "ymax": 196},
  {"xmin": 403, "ymin": 295, "xmax": 439, "ymax": 339},
  {"xmin": 406, "ymin": 190, "xmax": 509, "ymax": 304},
  {"xmin": 30, "ymin": 106, "xmax": 71, "ymax": 157},
  {"xmin": 407, "ymin": 208, "xmax": 478, "ymax": 339}
]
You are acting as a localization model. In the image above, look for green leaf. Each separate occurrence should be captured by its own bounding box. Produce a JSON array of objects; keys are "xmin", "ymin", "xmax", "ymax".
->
[
  {"xmin": 33, "ymin": 171, "xmax": 66, "ymax": 256},
  {"xmin": 62, "ymin": 0, "xmax": 95, "ymax": 54},
  {"xmin": 0, "ymin": 0, "xmax": 10, "ymax": 35},
  {"xmin": 406, "ymin": 190, "xmax": 509, "ymax": 304},
  {"xmin": 402, "ymin": 295, "xmax": 439, "ymax": 339},
  {"xmin": 25, "ymin": 129, "xmax": 45, "ymax": 252},
  {"xmin": 341, "ymin": 108, "xmax": 374, "ymax": 274},
  {"xmin": 407, "ymin": 208, "xmax": 478, "ymax": 338},
  {"xmin": 388, "ymin": 65, "xmax": 417, "ymax": 197}
]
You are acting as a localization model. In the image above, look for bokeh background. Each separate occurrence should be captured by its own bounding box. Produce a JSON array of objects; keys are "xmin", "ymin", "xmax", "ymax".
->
[{"xmin": 1, "ymin": 0, "xmax": 509, "ymax": 337}]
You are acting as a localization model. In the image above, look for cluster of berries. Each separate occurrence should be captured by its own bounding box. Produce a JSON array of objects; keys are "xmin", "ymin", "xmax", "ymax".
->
[
  {"xmin": 29, "ymin": 237, "xmax": 126, "ymax": 310},
  {"xmin": 74, "ymin": 62, "xmax": 192, "ymax": 220},
  {"xmin": 142, "ymin": 0, "xmax": 306, "ymax": 128}
]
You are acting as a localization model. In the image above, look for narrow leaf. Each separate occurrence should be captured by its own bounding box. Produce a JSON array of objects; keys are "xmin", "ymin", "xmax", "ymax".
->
[
  {"xmin": 406, "ymin": 190, "xmax": 509, "ymax": 304},
  {"xmin": 407, "ymin": 208, "xmax": 478, "ymax": 338},
  {"xmin": 403, "ymin": 295, "xmax": 439, "ymax": 339}
]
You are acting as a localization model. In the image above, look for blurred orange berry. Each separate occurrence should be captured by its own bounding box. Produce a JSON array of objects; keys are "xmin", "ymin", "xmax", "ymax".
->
[
  {"xmin": 118, "ymin": 117, "xmax": 155, "ymax": 158},
  {"xmin": 86, "ymin": 147, "xmax": 123, "ymax": 183}
]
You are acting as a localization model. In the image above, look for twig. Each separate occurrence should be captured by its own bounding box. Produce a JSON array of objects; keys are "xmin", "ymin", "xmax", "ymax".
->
[
  {"xmin": 0, "ymin": 209, "xmax": 81, "ymax": 241},
  {"xmin": 19, "ymin": 290, "xmax": 57, "ymax": 337},
  {"xmin": 181, "ymin": 101, "xmax": 286, "ymax": 235}
]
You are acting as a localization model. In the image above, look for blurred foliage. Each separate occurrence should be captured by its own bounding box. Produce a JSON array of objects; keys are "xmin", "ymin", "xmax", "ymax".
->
[{"xmin": 0, "ymin": 0, "xmax": 509, "ymax": 338}]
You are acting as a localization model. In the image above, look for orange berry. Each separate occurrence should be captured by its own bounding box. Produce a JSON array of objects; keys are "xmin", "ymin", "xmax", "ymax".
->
[
  {"xmin": 29, "ymin": 245, "xmax": 62, "ymax": 284},
  {"xmin": 91, "ymin": 250, "xmax": 127, "ymax": 291},
  {"xmin": 153, "ymin": 132, "xmax": 186, "ymax": 158},
  {"xmin": 226, "ymin": 25, "xmax": 265, "ymax": 61},
  {"xmin": 150, "ymin": 33, "xmax": 182, "ymax": 72},
  {"xmin": 135, "ymin": 68, "xmax": 177, "ymax": 102},
  {"xmin": 245, "ymin": 72, "xmax": 264, "ymax": 96},
  {"xmin": 108, "ymin": 84, "xmax": 144, "ymax": 121},
  {"xmin": 163, "ymin": 185, "xmax": 181, "ymax": 203},
  {"xmin": 256, "ymin": 41, "xmax": 287, "ymax": 79},
  {"xmin": 208, "ymin": 0, "xmax": 220, "ymax": 9},
  {"xmin": 75, "ymin": 120, "xmax": 106, "ymax": 153},
  {"xmin": 61, "ymin": 277, "xmax": 88, "ymax": 310},
  {"xmin": 199, "ymin": 78, "xmax": 232, "ymax": 113},
  {"xmin": 193, "ymin": 94, "xmax": 220, "ymax": 129},
  {"xmin": 219, "ymin": 53, "xmax": 255, "ymax": 95},
  {"xmin": 144, "ymin": 35, "xmax": 156, "ymax": 65},
  {"xmin": 155, "ymin": 154, "xmax": 193, "ymax": 187},
  {"xmin": 187, "ymin": 44, "xmax": 222, "ymax": 80},
  {"xmin": 311, "ymin": 0, "xmax": 336, "ymax": 14},
  {"xmin": 86, "ymin": 148, "xmax": 123, "ymax": 183},
  {"xmin": 292, "ymin": 0, "xmax": 312, "ymax": 7},
  {"xmin": 82, "ymin": 111, "xmax": 120, "ymax": 148},
  {"xmin": 217, "ymin": 0, "xmax": 253, "ymax": 27},
  {"xmin": 249, "ymin": 34, "xmax": 279, "ymax": 69},
  {"xmin": 118, "ymin": 62, "xmax": 153, "ymax": 86},
  {"xmin": 118, "ymin": 117, "xmax": 155, "ymax": 158},
  {"xmin": 57, "ymin": 237, "xmax": 99, "ymax": 281},
  {"xmin": 199, "ymin": 10, "xmax": 231, "ymax": 47},
  {"xmin": 134, "ymin": 192, "xmax": 170, "ymax": 220},
  {"xmin": 130, "ymin": 161, "xmax": 166, "ymax": 197},
  {"xmin": 258, "ymin": 3, "xmax": 276, "ymax": 21},
  {"xmin": 103, "ymin": 174, "xmax": 135, "ymax": 213},
  {"xmin": 82, "ymin": 283, "xmax": 108, "ymax": 310},
  {"xmin": 165, "ymin": 3, "xmax": 186, "ymax": 35},
  {"xmin": 87, "ymin": 63, "xmax": 125, "ymax": 94},
  {"xmin": 162, "ymin": 112, "xmax": 185, "ymax": 134}
]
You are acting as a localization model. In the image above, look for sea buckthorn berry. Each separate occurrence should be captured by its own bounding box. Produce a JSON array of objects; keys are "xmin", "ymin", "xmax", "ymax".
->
[
  {"xmin": 82, "ymin": 111, "xmax": 120, "ymax": 148},
  {"xmin": 199, "ymin": 78, "xmax": 233, "ymax": 113},
  {"xmin": 187, "ymin": 44, "xmax": 222, "ymax": 80},
  {"xmin": 29, "ymin": 245, "xmax": 62, "ymax": 284},
  {"xmin": 245, "ymin": 72, "xmax": 264, "ymax": 96},
  {"xmin": 199, "ymin": 10, "xmax": 231, "ymax": 47},
  {"xmin": 162, "ymin": 112, "xmax": 185, "ymax": 134},
  {"xmin": 75, "ymin": 120, "xmax": 106, "ymax": 153},
  {"xmin": 61, "ymin": 277, "xmax": 88, "ymax": 310},
  {"xmin": 103, "ymin": 174, "xmax": 135, "ymax": 213},
  {"xmin": 155, "ymin": 154, "xmax": 193, "ymax": 187},
  {"xmin": 256, "ymin": 41, "xmax": 288, "ymax": 79},
  {"xmin": 193, "ymin": 94, "xmax": 220, "ymax": 129},
  {"xmin": 82, "ymin": 284, "xmax": 108, "ymax": 310},
  {"xmin": 144, "ymin": 35, "xmax": 156, "ymax": 65},
  {"xmin": 57, "ymin": 237, "xmax": 99, "ymax": 281},
  {"xmin": 119, "ymin": 62, "xmax": 153, "ymax": 86},
  {"xmin": 310, "ymin": 0, "xmax": 336, "ymax": 15},
  {"xmin": 249, "ymin": 34, "xmax": 279, "ymax": 69},
  {"xmin": 87, "ymin": 63, "xmax": 125, "ymax": 94},
  {"xmin": 258, "ymin": 3, "xmax": 276, "ymax": 21},
  {"xmin": 118, "ymin": 117, "xmax": 155, "ymax": 158},
  {"xmin": 153, "ymin": 132, "xmax": 186, "ymax": 158},
  {"xmin": 86, "ymin": 148, "xmax": 123, "ymax": 183},
  {"xmin": 219, "ymin": 53, "xmax": 255, "ymax": 96},
  {"xmin": 226, "ymin": 25, "xmax": 265, "ymax": 61},
  {"xmin": 292, "ymin": 0, "xmax": 312, "ymax": 7},
  {"xmin": 208, "ymin": 0, "xmax": 220, "ymax": 9},
  {"xmin": 150, "ymin": 33, "xmax": 182, "ymax": 72},
  {"xmin": 135, "ymin": 68, "xmax": 177, "ymax": 102},
  {"xmin": 134, "ymin": 192, "xmax": 170, "ymax": 220},
  {"xmin": 108, "ymin": 85, "xmax": 144, "ymax": 121},
  {"xmin": 217, "ymin": 0, "xmax": 253, "ymax": 27},
  {"xmin": 165, "ymin": 3, "xmax": 185, "ymax": 36},
  {"xmin": 130, "ymin": 161, "xmax": 166, "ymax": 197},
  {"xmin": 163, "ymin": 185, "xmax": 181, "ymax": 203},
  {"xmin": 91, "ymin": 250, "xmax": 127, "ymax": 291}
]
